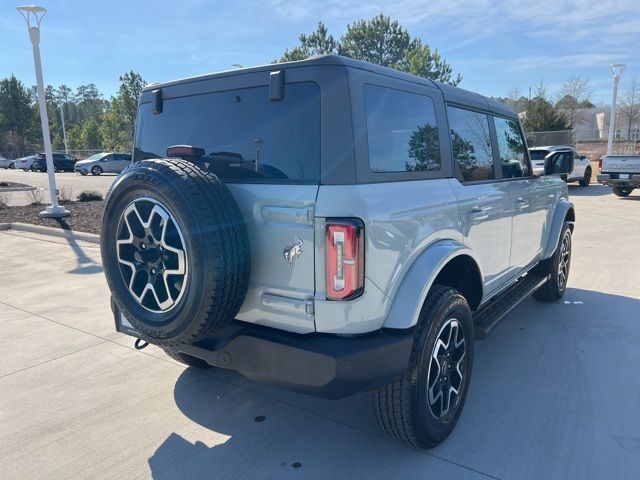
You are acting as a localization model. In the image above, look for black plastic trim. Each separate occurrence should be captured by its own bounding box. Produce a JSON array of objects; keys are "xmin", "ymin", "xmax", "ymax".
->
[{"xmin": 113, "ymin": 299, "xmax": 413, "ymax": 399}]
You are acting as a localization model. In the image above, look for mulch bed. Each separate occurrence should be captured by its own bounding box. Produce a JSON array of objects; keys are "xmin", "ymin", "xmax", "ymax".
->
[
  {"xmin": 0, "ymin": 200, "xmax": 104, "ymax": 235},
  {"xmin": 0, "ymin": 181, "xmax": 31, "ymax": 189}
]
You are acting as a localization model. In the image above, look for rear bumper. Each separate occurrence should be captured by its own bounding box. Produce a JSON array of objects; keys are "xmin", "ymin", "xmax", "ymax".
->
[
  {"xmin": 597, "ymin": 173, "xmax": 640, "ymax": 188},
  {"xmin": 111, "ymin": 299, "xmax": 413, "ymax": 399}
]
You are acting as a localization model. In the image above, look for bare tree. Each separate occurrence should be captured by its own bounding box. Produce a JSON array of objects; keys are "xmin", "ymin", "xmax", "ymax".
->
[
  {"xmin": 558, "ymin": 75, "xmax": 592, "ymax": 127},
  {"xmin": 620, "ymin": 76, "xmax": 640, "ymax": 139}
]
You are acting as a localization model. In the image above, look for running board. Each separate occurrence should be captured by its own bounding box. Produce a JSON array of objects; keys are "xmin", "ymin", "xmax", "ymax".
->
[{"xmin": 473, "ymin": 274, "xmax": 549, "ymax": 340}]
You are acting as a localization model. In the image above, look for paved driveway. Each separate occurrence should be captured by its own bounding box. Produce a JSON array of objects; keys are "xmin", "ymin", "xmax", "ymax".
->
[
  {"xmin": 0, "ymin": 169, "xmax": 115, "ymax": 206},
  {"xmin": 0, "ymin": 185, "xmax": 639, "ymax": 479}
]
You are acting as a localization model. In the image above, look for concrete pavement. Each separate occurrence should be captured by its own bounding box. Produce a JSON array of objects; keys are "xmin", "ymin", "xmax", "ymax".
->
[{"xmin": 0, "ymin": 185, "xmax": 639, "ymax": 479}]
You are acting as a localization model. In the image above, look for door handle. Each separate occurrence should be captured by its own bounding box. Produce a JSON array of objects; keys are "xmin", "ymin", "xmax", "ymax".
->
[
  {"xmin": 467, "ymin": 206, "xmax": 490, "ymax": 221},
  {"xmin": 515, "ymin": 198, "xmax": 530, "ymax": 209}
]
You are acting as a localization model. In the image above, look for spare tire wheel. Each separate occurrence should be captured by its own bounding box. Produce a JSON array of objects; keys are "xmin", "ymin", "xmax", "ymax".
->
[{"xmin": 101, "ymin": 158, "xmax": 250, "ymax": 346}]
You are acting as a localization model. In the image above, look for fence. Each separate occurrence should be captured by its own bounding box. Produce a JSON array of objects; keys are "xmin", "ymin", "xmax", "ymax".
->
[
  {"xmin": 526, "ymin": 129, "xmax": 639, "ymax": 160},
  {"xmin": 0, "ymin": 149, "xmax": 103, "ymax": 161}
]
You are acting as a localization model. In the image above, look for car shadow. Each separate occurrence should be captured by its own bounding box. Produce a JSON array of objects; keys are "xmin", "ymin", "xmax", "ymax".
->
[
  {"xmin": 147, "ymin": 288, "xmax": 640, "ymax": 479},
  {"xmin": 567, "ymin": 184, "xmax": 611, "ymax": 197}
]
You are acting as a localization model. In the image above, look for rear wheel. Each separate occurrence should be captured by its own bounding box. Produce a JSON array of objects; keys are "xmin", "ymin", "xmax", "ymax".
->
[
  {"xmin": 101, "ymin": 158, "xmax": 250, "ymax": 346},
  {"xmin": 162, "ymin": 347, "xmax": 212, "ymax": 369},
  {"xmin": 372, "ymin": 286, "xmax": 474, "ymax": 449},
  {"xmin": 579, "ymin": 167, "xmax": 591, "ymax": 187},
  {"xmin": 613, "ymin": 187, "xmax": 632, "ymax": 197},
  {"xmin": 533, "ymin": 223, "xmax": 572, "ymax": 302}
]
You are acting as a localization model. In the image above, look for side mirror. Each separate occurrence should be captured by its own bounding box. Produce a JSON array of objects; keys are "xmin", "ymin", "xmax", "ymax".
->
[
  {"xmin": 580, "ymin": 155, "xmax": 587, "ymax": 160},
  {"xmin": 544, "ymin": 152, "xmax": 573, "ymax": 176}
]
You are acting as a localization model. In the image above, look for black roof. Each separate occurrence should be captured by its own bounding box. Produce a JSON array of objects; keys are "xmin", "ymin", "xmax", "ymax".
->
[{"xmin": 144, "ymin": 54, "xmax": 516, "ymax": 118}]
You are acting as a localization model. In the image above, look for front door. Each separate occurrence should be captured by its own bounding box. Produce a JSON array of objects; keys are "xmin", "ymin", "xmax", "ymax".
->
[{"xmin": 492, "ymin": 116, "xmax": 547, "ymax": 271}]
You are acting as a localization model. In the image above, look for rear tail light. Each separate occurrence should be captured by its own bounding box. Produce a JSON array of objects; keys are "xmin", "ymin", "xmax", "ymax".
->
[
  {"xmin": 325, "ymin": 219, "xmax": 364, "ymax": 300},
  {"xmin": 598, "ymin": 158, "xmax": 602, "ymax": 172}
]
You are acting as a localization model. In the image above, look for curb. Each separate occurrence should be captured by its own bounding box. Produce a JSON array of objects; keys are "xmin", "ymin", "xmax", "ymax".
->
[
  {"xmin": 0, "ymin": 222, "xmax": 100, "ymax": 244},
  {"xmin": 0, "ymin": 186, "xmax": 38, "ymax": 192}
]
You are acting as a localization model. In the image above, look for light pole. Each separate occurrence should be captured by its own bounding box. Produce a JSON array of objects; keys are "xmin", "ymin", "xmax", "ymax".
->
[
  {"xmin": 60, "ymin": 101, "xmax": 68, "ymax": 154},
  {"xmin": 17, "ymin": 5, "xmax": 69, "ymax": 218},
  {"xmin": 606, "ymin": 63, "xmax": 626, "ymax": 155}
]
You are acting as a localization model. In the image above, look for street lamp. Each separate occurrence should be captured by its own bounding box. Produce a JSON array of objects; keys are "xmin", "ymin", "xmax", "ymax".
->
[
  {"xmin": 17, "ymin": 5, "xmax": 69, "ymax": 218},
  {"xmin": 606, "ymin": 63, "xmax": 626, "ymax": 155}
]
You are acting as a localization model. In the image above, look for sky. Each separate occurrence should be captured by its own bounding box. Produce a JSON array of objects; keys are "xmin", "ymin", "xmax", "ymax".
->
[{"xmin": 2, "ymin": 0, "xmax": 639, "ymax": 104}]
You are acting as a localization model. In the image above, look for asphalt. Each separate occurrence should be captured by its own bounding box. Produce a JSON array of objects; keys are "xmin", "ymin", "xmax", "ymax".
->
[
  {"xmin": 0, "ymin": 184, "xmax": 639, "ymax": 479},
  {"xmin": 0, "ymin": 169, "xmax": 115, "ymax": 206}
]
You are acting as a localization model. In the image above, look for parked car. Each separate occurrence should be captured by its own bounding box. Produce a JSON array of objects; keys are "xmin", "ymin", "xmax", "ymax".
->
[
  {"xmin": 529, "ymin": 145, "xmax": 591, "ymax": 186},
  {"xmin": 101, "ymin": 55, "xmax": 575, "ymax": 449},
  {"xmin": 597, "ymin": 154, "xmax": 640, "ymax": 197},
  {"xmin": 13, "ymin": 155, "xmax": 36, "ymax": 171},
  {"xmin": 0, "ymin": 155, "xmax": 15, "ymax": 169},
  {"xmin": 31, "ymin": 153, "xmax": 78, "ymax": 172},
  {"xmin": 74, "ymin": 152, "xmax": 132, "ymax": 175}
]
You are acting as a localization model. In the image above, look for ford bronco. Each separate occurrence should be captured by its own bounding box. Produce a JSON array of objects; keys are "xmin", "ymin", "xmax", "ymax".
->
[{"xmin": 101, "ymin": 55, "xmax": 575, "ymax": 449}]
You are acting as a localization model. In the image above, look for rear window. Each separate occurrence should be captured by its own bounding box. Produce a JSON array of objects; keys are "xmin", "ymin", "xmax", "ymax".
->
[
  {"xmin": 529, "ymin": 150, "xmax": 549, "ymax": 160},
  {"xmin": 134, "ymin": 82, "xmax": 320, "ymax": 183}
]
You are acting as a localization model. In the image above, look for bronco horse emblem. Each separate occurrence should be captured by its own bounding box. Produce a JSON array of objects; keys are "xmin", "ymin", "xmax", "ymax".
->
[{"xmin": 283, "ymin": 238, "xmax": 303, "ymax": 266}]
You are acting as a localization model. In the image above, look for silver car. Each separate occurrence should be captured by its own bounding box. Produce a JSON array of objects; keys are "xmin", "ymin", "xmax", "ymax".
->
[
  {"xmin": 0, "ymin": 155, "xmax": 15, "ymax": 169},
  {"xmin": 101, "ymin": 55, "xmax": 575, "ymax": 449},
  {"xmin": 13, "ymin": 155, "xmax": 36, "ymax": 171},
  {"xmin": 74, "ymin": 152, "xmax": 131, "ymax": 175}
]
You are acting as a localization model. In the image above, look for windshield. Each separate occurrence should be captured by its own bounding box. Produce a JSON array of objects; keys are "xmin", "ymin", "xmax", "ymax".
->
[{"xmin": 529, "ymin": 150, "xmax": 549, "ymax": 160}]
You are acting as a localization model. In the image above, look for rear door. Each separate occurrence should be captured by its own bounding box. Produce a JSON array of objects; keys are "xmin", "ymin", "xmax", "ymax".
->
[
  {"xmin": 446, "ymin": 105, "xmax": 513, "ymax": 295},
  {"xmin": 134, "ymin": 71, "xmax": 324, "ymax": 333}
]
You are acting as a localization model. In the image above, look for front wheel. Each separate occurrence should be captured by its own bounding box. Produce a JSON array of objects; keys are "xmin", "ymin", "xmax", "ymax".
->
[
  {"xmin": 372, "ymin": 286, "xmax": 474, "ymax": 449},
  {"xmin": 533, "ymin": 223, "xmax": 572, "ymax": 302},
  {"xmin": 91, "ymin": 165, "xmax": 103, "ymax": 176},
  {"xmin": 613, "ymin": 187, "xmax": 632, "ymax": 197},
  {"xmin": 579, "ymin": 167, "xmax": 591, "ymax": 187},
  {"xmin": 23, "ymin": 168, "xmax": 30, "ymax": 172}
]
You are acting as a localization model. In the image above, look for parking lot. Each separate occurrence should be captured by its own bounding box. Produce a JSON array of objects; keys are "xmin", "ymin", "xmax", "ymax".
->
[
  {"xmin": 0, "ymin": 169, "xmax": 115, "ymax": 206},
  {"xmin": 0, "ymin": 185, "xmax": 639, "ymax": 479}
]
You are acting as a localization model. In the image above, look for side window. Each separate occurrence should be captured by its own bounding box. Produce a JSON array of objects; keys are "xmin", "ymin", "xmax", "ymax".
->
[
  {"xmin": 493, "ymin": 117, "xmax": 531, "ymax": 178},
  {"xmin": 364, "ymin": 84, "xmax": 441, "ymax": 173},
  {"xmin": 447, "ymin": 106, "xmax": 495, "ymax": 182}
]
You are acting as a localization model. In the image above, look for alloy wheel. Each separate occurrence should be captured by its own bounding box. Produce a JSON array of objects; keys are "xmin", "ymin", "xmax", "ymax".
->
[
  {"xmin": 557, "ymin": 231, "xmax": 571, "ymax": 290},
  {"xmin": 116, "ymin": 197, "xmax": 188, "ymax": 313},
  {"xmin": 426, "ymin": 318, "xmax": 467, "ymax": 419}
]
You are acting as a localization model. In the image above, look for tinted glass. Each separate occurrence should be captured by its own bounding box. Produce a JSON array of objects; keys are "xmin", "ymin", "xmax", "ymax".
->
[
  {"xmin": 494, "ymin": 117, "xmax": 530, "ymax": 178},
  {"xmin": 529, "ymin": 150, "xmax": 549, "ymax": 160},
  {"xmin": 364, "ymin": 85, "xmax": 440, "ymax": 173},
  {"xmin": 134, "ymin": 82, "xmax": 320, "ymax": 183},
  {"xmin": 447, "ymin": 106, "xmax": 494, "ymax": 182}
]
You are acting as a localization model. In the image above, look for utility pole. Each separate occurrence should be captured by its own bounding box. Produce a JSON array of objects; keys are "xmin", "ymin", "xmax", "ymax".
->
[
  {"xmin": 60, "ymin": 101, "xmax": 68, "ymax": 154},
  {"xmin": 607, "ymin": 64, "xmax": 626, "ymax": 155}
]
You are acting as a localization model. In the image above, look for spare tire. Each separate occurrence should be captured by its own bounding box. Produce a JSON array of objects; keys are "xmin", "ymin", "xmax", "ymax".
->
[{"xmin": 101, "ymin": 158, "xmax": 250, "ymax": 346}]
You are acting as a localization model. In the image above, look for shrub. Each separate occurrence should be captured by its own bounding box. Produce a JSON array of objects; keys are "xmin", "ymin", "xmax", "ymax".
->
[
  {"xmin": 77, "ymin": 190, "xmax": 104, "ymax": 202},
  {"xmin": 25, "ymin": 188, "xmax": 45, "ymax": 205},
  {"xmin": 58, "ymin": 186, "xmax": 75, "ymax": 203}
]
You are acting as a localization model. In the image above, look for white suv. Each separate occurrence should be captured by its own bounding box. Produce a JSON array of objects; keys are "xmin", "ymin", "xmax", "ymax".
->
[{"xmin": 529, "ymin": 145, "xmax": 591, "ymax": 186}]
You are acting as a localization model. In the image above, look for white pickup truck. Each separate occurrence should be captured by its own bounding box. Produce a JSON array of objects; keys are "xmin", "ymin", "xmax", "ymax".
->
[{"xmin": 597, "ymin": 154, "xmax": 640, "ymax": 197}]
